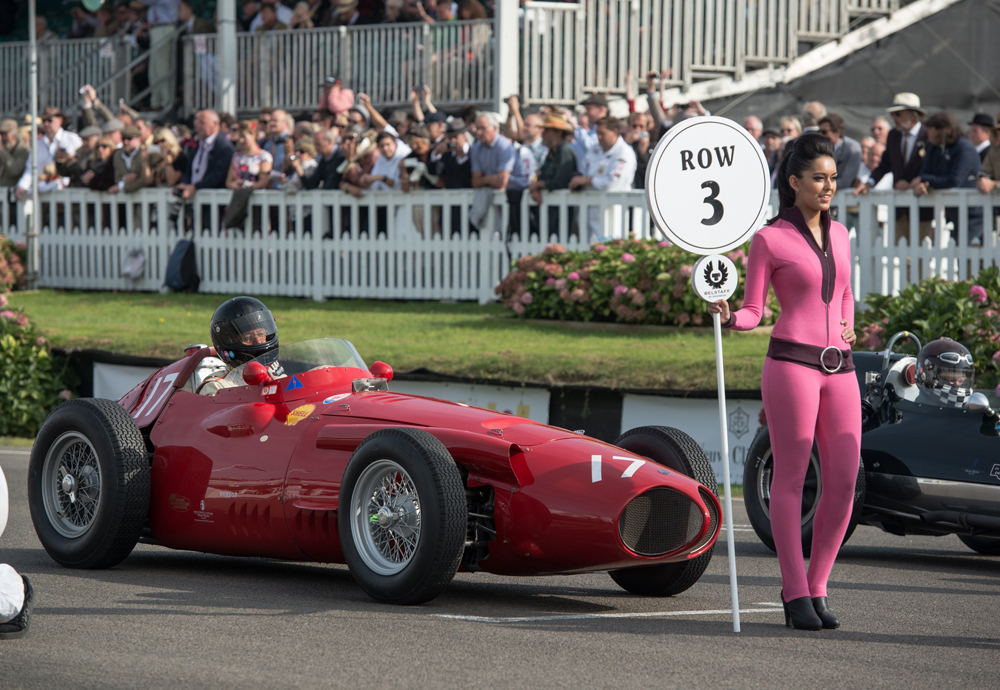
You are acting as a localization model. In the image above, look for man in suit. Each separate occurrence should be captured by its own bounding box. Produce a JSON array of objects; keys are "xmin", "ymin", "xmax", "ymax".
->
[
  {"xmin": 819, "ymin": 113, "xmax": 862, "ymax": 188},
  {"xmin": 855, "ymin": 92, "xmax": 932, "ymax": 244},
  {"xmin": 968, "ymin": 113, "xmax": 994, "ymax": 163},
  {"xmin": 178, "ymin": 0, "xmax": 214, "ymax": 34},
  {"xmin": 175, "ymin": 110, "xmax": 234, "ymax": 200}
]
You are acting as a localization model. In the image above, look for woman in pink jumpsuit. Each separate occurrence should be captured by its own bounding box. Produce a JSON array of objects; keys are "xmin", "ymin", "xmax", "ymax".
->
[{"xmin": 709, "ymin": 133, "xmax": 860, "ymax": 630}]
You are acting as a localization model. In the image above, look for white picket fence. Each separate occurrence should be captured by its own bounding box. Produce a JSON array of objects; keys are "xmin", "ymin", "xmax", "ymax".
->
[{"xmin": 1, "ymin": 187, "xmax": 998, "ymax": 304}]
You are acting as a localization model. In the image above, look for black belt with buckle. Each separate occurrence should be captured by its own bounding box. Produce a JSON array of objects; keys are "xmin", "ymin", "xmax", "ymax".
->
[{"xmin": 767, "ymin": 337, "xmax": 855, "ymax": 374}]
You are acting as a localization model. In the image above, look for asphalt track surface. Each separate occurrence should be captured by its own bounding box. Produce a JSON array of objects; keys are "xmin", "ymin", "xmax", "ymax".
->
[{"xmin": 1, "ymin": 447, "xmax": 997, "ymax": 689}]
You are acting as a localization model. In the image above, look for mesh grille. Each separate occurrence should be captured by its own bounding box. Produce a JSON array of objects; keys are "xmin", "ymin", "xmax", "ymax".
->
[
  {"xmin": 690, "ymin": 487, "xmax": 720, "ymax": 554},
  {"xmin": 618, "ymin": 488, "xmax": 704, "ymax": 556}
]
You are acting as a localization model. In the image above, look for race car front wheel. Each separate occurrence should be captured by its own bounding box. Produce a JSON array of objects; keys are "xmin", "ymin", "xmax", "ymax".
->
[
  {"xmin": 28, "ymin": 398, "xmax": 149, "ymax": 569},
  {"xmin": 744, "ymin": 424, "xmax": 865, "ymax": 557},
  {"xmin": 607, "ymin": 426, "xmax": 718, "ymax": 597},
  {"xmin": 340, "ymin": 428, "xmax": 466, "ymax": 605}
]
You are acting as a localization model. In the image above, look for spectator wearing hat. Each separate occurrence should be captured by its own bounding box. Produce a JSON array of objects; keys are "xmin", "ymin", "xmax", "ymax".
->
[
  {"xmin": 855, "ymin": 92, "xmax": 933, "ymax": 243},
  {"xmin": 569, "ymin": 115, "xmax": 637, "ymax": 241},
  {"xmin": 110, "ymin": 126, "xmax": 152, "ymax": 194},
  {"xmin": 968, "ymin": 114, "xmax": 995, "ymax": 163},
  {"xmin": 818, "ymin": 113, "xmax": 863, "ymax": 188},
  {"xmin": 0, "ymin": 119, "xmax": 29, "ymax": 189},
  {"xmin": 423, "ymin": 111, "xmax": 447, "ymax": 151},
  {"xmin": 102, "ymin": 119, "xmax": 126, "ymax": 148},
  {"xmin": 761, "ymin": 127, "xmax": 781, "ymax": 172},
  {"xmin": 320, "ymin": 76, "xmax": 355, "ymax": 117},
  {"xmin": 15, "ymin": 107, "xmax": 82, "ymax": 201},
  {"xmin": 80, "ymin": 137, "xmax": 118, "ymax": 192},
  {"xmin": 434, "ymin": 119, "xmax": 472, "ymax": 189},
  {"xmin": 284, "ymin": 137, "xmax": 318, "ymax": 193},
  {"xmin": 56, "ymin": 125, "xmax": 103, "ymax": 188},
  {"xmin": 529, "ymin": 113, "xmax": 578, "ymax": 237},
  {"xmin": 911, "ymin": 111, "xmax": 983, "ymax": 245},
  {"xmin": 250, "ymin": 0, "xmax": 294, "ymax": 30},
  {"xmin": 574, "ymin": 93, "xmax": 608, "ymax": 173}
]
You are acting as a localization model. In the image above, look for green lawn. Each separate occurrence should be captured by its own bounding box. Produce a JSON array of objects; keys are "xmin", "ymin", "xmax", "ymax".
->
[{"xmin": 9, "ymin": 290, "xmax": 772, "ymax": 390}]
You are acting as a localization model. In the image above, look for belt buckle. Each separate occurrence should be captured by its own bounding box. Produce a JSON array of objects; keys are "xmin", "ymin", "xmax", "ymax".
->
[{"xmin": 820, "ymin": 346, "xmax": 843, "ymax": 374}]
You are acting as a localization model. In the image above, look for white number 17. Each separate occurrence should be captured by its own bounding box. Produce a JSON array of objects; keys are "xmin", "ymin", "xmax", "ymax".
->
[{"xmin": 591, "ymin": 455, "xmax": 645, "ymax": 482}]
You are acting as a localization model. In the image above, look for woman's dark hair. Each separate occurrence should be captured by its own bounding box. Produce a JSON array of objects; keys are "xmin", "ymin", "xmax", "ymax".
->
[
  {"xmin": 924, "ymin": 111, "xmax": 962, "ymax": 147},
  {"xmin": 767, "ymin": 132, "xmax": 836, "ymax": 224}
]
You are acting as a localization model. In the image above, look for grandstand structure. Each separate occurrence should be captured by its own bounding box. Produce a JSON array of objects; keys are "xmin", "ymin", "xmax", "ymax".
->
[{"xmin": 0, "ymin": 0, "xmax": 975, "ymax": 119}]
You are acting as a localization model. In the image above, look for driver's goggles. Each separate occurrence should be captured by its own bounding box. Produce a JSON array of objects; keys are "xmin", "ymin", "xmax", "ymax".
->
[{"xmin": 939, "ymin": 352, "xmax": 974, "ymax": 365}]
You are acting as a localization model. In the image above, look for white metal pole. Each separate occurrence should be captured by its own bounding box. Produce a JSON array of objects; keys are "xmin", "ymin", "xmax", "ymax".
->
[
  {"xmin": 27, "ymin": 0, "xmax": 40, "ymax": 290},
  {"xmin": 217, "ymin": 0, "xmax": 237, "ymax": 116},
  {"xmin": 494, "ymin": 0, "xmax": 518, "ymax": 120},
  {"xmin": 713, "ymin": 311, "xmax": 741, "ymax": 633}
]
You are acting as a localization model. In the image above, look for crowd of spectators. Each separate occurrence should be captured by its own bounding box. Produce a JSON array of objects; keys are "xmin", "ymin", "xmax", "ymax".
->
[{"xmin": 2, "ymin": 67, "xmax": 999, "ymax": 244}]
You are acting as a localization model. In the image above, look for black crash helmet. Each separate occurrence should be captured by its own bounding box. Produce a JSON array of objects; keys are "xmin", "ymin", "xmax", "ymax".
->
[
  {"xmin": 916, "ymin": 337, "xmax": 975, "ymax": 390},
  {"xmin": 210, "ymin": 296, "xmax": 279, "ymax": 367}
]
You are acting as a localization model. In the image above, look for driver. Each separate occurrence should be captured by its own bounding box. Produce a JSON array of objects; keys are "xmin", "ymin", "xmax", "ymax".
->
[
  {"xmin": 187, "ymin": 296, "xmax": 281, "ymax": 396},
  {"xmin": 0, "ymin": 463, "xmax": 33, "ymax": 639},
  {"xmin": 915, "ymin": 337, "xmax": 976, "ymax": 408}
]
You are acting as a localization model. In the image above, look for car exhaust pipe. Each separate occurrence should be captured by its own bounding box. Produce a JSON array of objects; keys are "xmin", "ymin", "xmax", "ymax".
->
[{"xmin": 920, "ymin": 511, "xmax": 1000, "ymax": 531}]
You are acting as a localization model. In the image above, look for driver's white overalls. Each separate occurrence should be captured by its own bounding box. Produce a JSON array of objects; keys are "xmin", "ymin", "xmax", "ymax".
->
[{"xmin": 0, "ymin": 465, "xmax": 26, "ymax": 625}]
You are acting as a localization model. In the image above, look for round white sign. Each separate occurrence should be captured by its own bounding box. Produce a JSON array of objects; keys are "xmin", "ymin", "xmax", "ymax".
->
[
  {"xmin": 691, "ymin": 254, "xmax": 738, "ymax": 302},
  {"xmin": 645, "ymin": 116, "xmax": 771, "ymax": 255}
]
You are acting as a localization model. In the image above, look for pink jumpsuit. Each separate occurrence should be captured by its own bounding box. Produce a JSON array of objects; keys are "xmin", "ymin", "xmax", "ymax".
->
[{"xmin": 726, "ymin": 206, "xmax": 861, "ymax": 601}]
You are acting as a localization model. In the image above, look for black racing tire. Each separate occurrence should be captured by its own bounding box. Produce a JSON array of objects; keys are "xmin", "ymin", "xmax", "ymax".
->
[
  {"xmin": 28, "ymin": 398, "xmax": 149, "ymax": 569},
  {"xmin": 958, "ymin": 534, "xmax": 1000, "ymax": 555},
  {"xmin": 744, "ymin": 424, "xmax": 865, "ymax": 557},
  {"xmin": 339, "ymin": 428, "xmax": 466, "ymax": 605},
  {"xmin": 607, "ymin": 426, "xmax": 719, "ymax": 597}
]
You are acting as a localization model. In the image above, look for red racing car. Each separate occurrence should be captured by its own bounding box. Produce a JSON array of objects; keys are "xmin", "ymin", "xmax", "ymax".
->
[{"xmin": 28, "ymin": 338, "xmax": 721, "ymax": 604}]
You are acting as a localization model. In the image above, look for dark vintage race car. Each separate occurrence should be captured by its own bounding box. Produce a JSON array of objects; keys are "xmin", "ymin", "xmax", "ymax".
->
[
  {"xmin": 27, "ymin": 338, "xmax": 722, "ymax": 604},
  {"xmin": 745, "ymin": 332, "xmax": 1000, "ymax": 556}
]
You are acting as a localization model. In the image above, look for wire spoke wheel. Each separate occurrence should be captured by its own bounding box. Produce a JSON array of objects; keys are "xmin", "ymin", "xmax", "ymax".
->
[
  {"xmin": 351, "ymin": 460, "xmax": 422, "ymax": 576},
  {"xmin": 42, "ymin": 432, "xmax": 103, "ymax": 539}
]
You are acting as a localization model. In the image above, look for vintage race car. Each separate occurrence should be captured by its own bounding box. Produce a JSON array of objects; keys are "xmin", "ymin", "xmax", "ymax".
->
[
  {"xmin": 28, "ymin": 338, "xmax": 722, "ymax": 604},
  {"xmin": 745, "ymin": 332, "xmax": 1000, "ymax": 557}
]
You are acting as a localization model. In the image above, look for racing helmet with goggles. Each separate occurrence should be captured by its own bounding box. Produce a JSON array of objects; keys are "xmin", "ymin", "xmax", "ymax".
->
[
  {"xmin": 210, "ymin": 297, "xmax": 278, "ymax": 368},
  {"xmin": 916, "ymin": 337, "xmax": 975, "ymax": 405}
]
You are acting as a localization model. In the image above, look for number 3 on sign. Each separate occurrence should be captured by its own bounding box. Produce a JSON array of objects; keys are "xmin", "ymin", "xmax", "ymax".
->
[
  {"xmin": 701, "ymin": 181, "xmax": 723, "ymax": 226},
  {"xmin": 591, "ymin": 455, "xmax": 646, "ymax": 482}
]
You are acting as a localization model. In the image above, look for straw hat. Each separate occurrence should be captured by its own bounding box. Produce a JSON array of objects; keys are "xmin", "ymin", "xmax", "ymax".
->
[
  {"xmin": 540, "ymin": 112, "xmax": 574, "ymax": 133},
  {"xmin": 886, "ymin": 93, "xmax": 926, "ymax": 117}
]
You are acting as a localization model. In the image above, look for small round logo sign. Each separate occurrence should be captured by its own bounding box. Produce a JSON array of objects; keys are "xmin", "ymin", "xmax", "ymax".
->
[
  {"xmin": 691, "ymin": 255, "xmax": 738, "ymax": 302},
  {"xmin": 645, "ymin": 116, "xmax": 771, "ymax": 255}
]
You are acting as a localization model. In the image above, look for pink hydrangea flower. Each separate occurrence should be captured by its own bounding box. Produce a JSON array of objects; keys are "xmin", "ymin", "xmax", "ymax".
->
[
  {"xmin": 520, "ymin": 292, "xmax": 533, "ymax": 305},
  {"xmin": 614, "ymin": 285, "xmax": 628, "ymax": 295},
  {"xmin": 970, "ymin": 285, "xmax": 988, "ymax": 303},
  {"xmin": 35, "ymin": 336, "xmax": 46, "ymax": 348},
  {"xmin": 680, "ymin": 265, "xmax": 693, "ymax": 277},
  {"xmin": 59, "ymin": 389, "xmax": 73, "ymax": 400},
  {"xmin": 0, "ymin": 309, "xmax": 15, "ymax": 320},
  {"xmin": 16, "ymin": 313, "xmax": 28, "ymax": 327},
  {"xmin": 554, "ymin": 279, "xmax": 567, "ymax": 290},
  {"xmin": 657, "ymin": 240, "xmax": 671, "ymax": 247},
  {"xmin": 631, "ymin": 292, "xmax": 646, "ymax": 306},
  {"xmin": 595, "ymin": 245, "xmax": 608, "ymax": 252},
  {"xmin": 545, "ymin": 277, "xmax": 556, "ymax": 285},
  {"xmin": 512, "ymin": 302, "xmax": 526, "ymax": 315},
  {"xmin": 567, "ymin": 271, "xmax": 580, "ymax": 281},
  {"xmin": 0, "ymin": 293, "xmax": 7, "ymax": 307},
  {"xmin": 621, "ymin": 253, "xmax": 635, "ymax": 263},
  {"xmin": 677, "ymin": 312, "xmax": 691, "ymax": 325},
  {"xmin": 993, "ymin": 350, "xmax": 1000, "ymax": 363}
]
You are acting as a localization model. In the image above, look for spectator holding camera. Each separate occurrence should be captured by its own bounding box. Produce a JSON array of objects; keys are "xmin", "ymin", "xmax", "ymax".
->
[
  {"xmin": 109, "ymin": 126, "xmax": 152, "ymax": 194},
  {"xmin": 283, "ymin": 138, "xmax": 318, "ymax": 193},
  {"xmin": 16, "ymin": 106, "xmax": 82, "ymax": 201},
  {"xmin": 80, "ymin": 137, "xmax": 117, "ymax": 192}
]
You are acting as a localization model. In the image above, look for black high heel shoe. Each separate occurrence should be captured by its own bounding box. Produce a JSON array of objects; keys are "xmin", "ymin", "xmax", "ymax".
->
[
  {"xmin": 811, "ymin": 597, "xmax": 840, "ymax": 629},
  {"xmin": 781, "ymin": 590, "xmax": 822, "ymax": 630}
]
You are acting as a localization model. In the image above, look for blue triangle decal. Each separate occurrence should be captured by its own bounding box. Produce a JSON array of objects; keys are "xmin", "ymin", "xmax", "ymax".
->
[{"xmin": 286, "ymin": 376, "xmax": 304, "ymax": 391}]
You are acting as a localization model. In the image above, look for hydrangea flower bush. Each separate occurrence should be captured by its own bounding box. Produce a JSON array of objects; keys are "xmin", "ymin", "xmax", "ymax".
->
[{"xmin": 495, "ymin": 239, "xmax": 780, "ymax": 327}]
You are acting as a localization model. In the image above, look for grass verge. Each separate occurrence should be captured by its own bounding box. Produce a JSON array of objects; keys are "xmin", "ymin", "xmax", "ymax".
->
[
  {"xmin": 0, "ymin": 437, "xmax": 34, "ymax": 448},
  {"xmin": 9, "ymin": 290, "xmax": 771, "ymax": 390}
]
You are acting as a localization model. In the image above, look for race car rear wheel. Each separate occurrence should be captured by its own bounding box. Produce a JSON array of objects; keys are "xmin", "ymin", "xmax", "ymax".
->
[
  {"xmin": 958, "ymin": 534, "xmax": 1000, "ymax": 555},
  {"xmin": 607, "ymin": 426, "xmax": 718, "ymax": 597},
  {"xmin": 744, "ymin": 424, "xmax": 865, "ymax": 557},
  {"xmin": 28, "ymin": 398, "xmax": 149, "ymax": 569},
  {"xmin": 340, "ymin": 428, "xmax": 466, "ymax": 605}
]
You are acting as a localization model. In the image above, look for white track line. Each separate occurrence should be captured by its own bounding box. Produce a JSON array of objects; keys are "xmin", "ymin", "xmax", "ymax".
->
[
  {"xmin": 0, "ymin": 449, "xmax": 31, "ymax": 455},
  {"xmin": 432, "ymin": 606, "xmax": 783, "ymax": 624}
]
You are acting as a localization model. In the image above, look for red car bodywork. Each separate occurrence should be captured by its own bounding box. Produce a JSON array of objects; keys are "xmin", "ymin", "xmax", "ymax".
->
[{"xmin": 118, "ymin": 346, "xmax": 722, "ymax": 576}]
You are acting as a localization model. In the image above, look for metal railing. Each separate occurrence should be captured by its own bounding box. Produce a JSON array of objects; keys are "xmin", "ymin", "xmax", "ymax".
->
[
  {"xmin": 182, "ymin": 19, "xmax": 494, "ymax": 116},
  {"xmin": 3, "ymin": 187, "xmax": 999, "ymax": 304}
]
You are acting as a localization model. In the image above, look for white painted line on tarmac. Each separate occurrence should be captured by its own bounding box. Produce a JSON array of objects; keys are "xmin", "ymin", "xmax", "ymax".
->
[
  {"xmin": 432, "ymin": 606, "xmax": 783, "ymax": 624},
  {"xmin": 0, "ymin": 449, "xmax": 31, "ymax": 455}
]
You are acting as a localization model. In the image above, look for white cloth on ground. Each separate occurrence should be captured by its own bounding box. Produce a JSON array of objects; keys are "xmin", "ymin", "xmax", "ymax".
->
[{"xmin": 0, "ymin": 564, "xmax": 24, "ymax": 624}]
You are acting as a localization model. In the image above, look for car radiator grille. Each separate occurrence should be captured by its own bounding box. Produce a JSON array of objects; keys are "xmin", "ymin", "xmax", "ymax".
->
[{"xmin": 618, "ymin": 487, "xmax": 705, "ymax": 556}]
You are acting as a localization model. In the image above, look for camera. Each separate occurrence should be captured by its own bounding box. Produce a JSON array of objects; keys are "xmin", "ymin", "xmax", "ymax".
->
[
  {"xmin": 403, "ymin": 159, "xmax": 419, "ymax": 169},
  {"xmin": 147, "ymin": 144, "xmax": 161, "ymax": 154},
  {"xmin": 448, "ymin": 141, "xmax": 456, "ymax": 150},
  {"xmin": 639, "ymin": 131, "xmax": 648, "ymax": 139},
  {"xmin": 79, "ymin": 87, "xmax": 87, "ymax": 96},
  {"xmin": 172, "ymin": 187, "xmax": 185, "ymax": 198},
  {"xmin": 288, "ymin": 154, "xmax": 298, "ymax": 162}
]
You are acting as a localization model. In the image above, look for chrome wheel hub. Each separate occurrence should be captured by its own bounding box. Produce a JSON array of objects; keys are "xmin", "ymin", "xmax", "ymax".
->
[
  {"xmin": 41, "ymin": 431, "xmax": 103, "ymax": 538},
  {"xmin": 351, "ymin": 460, "xmax": 422, "ymax": 576}
]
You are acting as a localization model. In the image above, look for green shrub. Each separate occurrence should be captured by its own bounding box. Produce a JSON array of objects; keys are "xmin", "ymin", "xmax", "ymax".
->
[
  {"xmin": 855, "ymin": 266, "xmax": 1000, "ymax": 389},
  {"xmin": 0, "ymin": 235, "xmax": 26, "ymax": 293},
  {"xmin": 495, "ymin": 238, "xmax": 780, "ymax": 327},
  {"xmin": 0, "ymin": 298, "xmax": 78, "ymax": 438}
]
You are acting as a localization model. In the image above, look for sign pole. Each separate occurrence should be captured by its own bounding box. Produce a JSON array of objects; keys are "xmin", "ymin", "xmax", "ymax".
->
[{"xmin": 713, "ymin": 310, "xmax": 740, "ymax": 633}]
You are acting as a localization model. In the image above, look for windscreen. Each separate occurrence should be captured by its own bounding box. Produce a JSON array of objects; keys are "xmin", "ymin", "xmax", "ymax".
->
[{"xmin": 223, "ymin": 338, "xmax": 367, "ymax": 386}]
